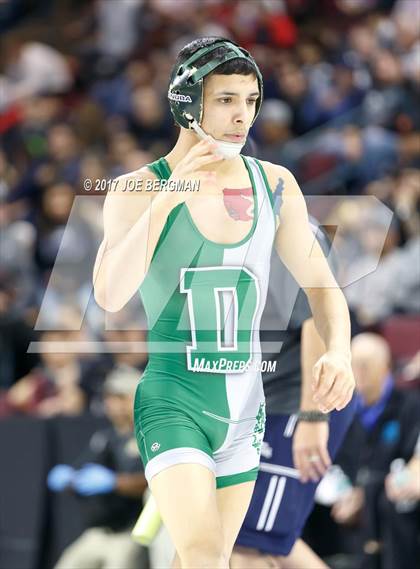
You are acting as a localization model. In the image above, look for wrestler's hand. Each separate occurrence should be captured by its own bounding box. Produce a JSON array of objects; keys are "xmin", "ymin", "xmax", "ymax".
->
[
  {"xmin": 332, "ymin": 486, "xmax": 364, "ymax": 525},
  {"xmin": 293, "ymin": 421, "xmax": 331, "ymax": 483},
  {"xmin": 169, "ymin": 139, "xmax": 223, "ymax": 202},
  {"xmin": 312, "ymin": 351, "xmax": 355, "ymax": 413}
]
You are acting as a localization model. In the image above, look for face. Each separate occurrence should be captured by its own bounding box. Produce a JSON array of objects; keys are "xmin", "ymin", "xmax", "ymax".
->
[
  {"xmin": 373, "ymin": 50, "xmax": 403, "ymax": 85},
  {"xmin": 351, "ymin": 342, "xmax": 389, "ymax": 404},
  {"xmin": 40, "ymin": 330, "xmax": 79, "ymax": 367},
  {"xmin": 109, "ymin": 132, "xmax": 139, "ymax": 164},
  {"xmin": 349, "ymin": 25, "xmax": 378, "ymax": 59},
  {"xmin": 259, "ymin": 121, "xmax": 288, "ymax": 144},
  {"xmin": 277, "ymin": 63, "xmax": 306, "ymax": 99},
  {"xmin": 104, "ymin": 328, "xmax": 148, "ymax": 367},
  {"xmin": 104, "ymin": 393, "xmax": 134, "ymax": 427},
  {"xmin": 352, "ymin": 353, "xmax": 376, "ymax": 396},
  {"xmin": 132, "ymin": 86, "xmax": 164, "ymax": 126},
  {"xmin": 48, "ymin": 124, "xmax": 79, "ymax": 161},
  {"xmin": 42, "ymin": 183, "xmax": 74, "ymax": 222},
  {"xmin": 200, "ymin": 74, "xmax": 260, "ymax": 144}
]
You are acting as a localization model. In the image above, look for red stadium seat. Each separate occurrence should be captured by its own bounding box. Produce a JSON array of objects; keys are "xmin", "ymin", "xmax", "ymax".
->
[{"xmin": 380, "ymin": 315, "xmax": 420, "ymax": 361}]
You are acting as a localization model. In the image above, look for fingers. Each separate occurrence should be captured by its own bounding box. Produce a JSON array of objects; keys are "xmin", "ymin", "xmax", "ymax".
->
[
  {"xmin": 189, "ymin": 137, "xmax": 214, "ymax": 153},
  {"xmin": 175, "ymin": 139, "xmax": 223, "ymax": 181},
  {"xmin": 389, "ymin": 486, "xmax": 412, "ymax": 502},
  {"xmin": 313, "ymin": 353, "xmax": 355, "ymax": 412},
  {"xmin": 293, "ymin": 449, "xmax": 319, "ymax": 483},
  {"xmin": 320, "ymin": 386, "xmax": 344, "ymax": 414},
  {"xmin": 303, "ymin": 458, "xmax": 322, "ymax": 482},
  {"xmin": 332, "ymin": 487, "xmax": 363, "ymax": 524},
  {"xmin": 174, "ymin": 141, "xmax": 216, "ymax": 176},
  {"xmin": 293, "ymin": 449, "xmax": 306, "ymax": 481},
  {"xmin": 332, "ymin": 496, "xmax": 358, "ymax": 524},
  {"xmin": 312, "ymin": 360, "xmax": 322, "ymax": 391},
  {"xmin": 293, "ymin": 420, "xmax": 331, "ymax": 483},
  {"xmin": 187, "ymin": 138, "xmax": 219, "ymax": 160},
  {"xmin": 331, "ymin": 501, "xmax": 348, "ymax": 523},
  {"xmin": 308, "ymin": 453, "xmax": 327, "ymax": 480},
  {"xmin": 171, "ymin": 138, "xmax": 227, "ymax": 201},
  {"xmin": 318, "ymin": 444, "xmax": 332, "ymax": 470},
  {"xmin": 313, "ymin": 370, "xmax": 355, "ymax": 413},
  {"xmin": 335, "ymin": 384, "xmax": 355, "ymax": 411},
  {"xmin": 331, "ymin": 494, "xmax": 356, "ymax": 524},
  {"xmin": 177, "ymin": 155, "xmax": 218, "ymax": 179},
  {"xmin": 313, "ymin": 363, "xmax": 335, "ymax": 403},
  {"xmin": 294, "ymin": 450, "xmax": 325, "ymax": 483},
  {"xmin": 385, "ymin": 473, "xmax": 417, "ymax": 502},
  {"xmin": 189, "ymin": 152, "xmax": 224, "ymax": 171},
  {"xmin": 385, "ymin": 476, "xmax": 401, "ymax": 501},
  {"xmin": 323, "ymin": 378, "xmax": 355, "ymax": 412},
  {"xmin": 293, "ymin": 444, "xmax": 331, "ymax": 483}
]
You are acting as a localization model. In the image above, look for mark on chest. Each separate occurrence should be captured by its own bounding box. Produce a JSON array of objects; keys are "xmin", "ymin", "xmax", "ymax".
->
[{"xmin": 222, "ymin": 187, "xmax": 253, "ymax": 221}]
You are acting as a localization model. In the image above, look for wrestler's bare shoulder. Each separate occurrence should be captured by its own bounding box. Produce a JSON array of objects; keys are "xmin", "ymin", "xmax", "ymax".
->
[
  {"xmin": 109, "ymin": 165, "xmax": 159, "ymax": 194},
  {"xmin": 256, "ymin": 160, "xmax": 301, "ymax": 197}
]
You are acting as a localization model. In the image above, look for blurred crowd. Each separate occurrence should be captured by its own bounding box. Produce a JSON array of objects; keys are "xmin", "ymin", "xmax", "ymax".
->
[{"xmin": 0, "ymin": 0, "xmax": 419, "ymax": 567}]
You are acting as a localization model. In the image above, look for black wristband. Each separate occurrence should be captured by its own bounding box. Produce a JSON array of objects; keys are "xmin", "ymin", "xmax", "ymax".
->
[{"xmin": 297, "ymin": 410, "xmax": 330, "ymax": 422}]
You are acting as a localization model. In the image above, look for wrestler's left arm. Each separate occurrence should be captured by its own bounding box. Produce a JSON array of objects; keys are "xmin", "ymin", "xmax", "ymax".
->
[{"xmin": 262, "ymin": 161, "xmax": 355, "ymax": 413}]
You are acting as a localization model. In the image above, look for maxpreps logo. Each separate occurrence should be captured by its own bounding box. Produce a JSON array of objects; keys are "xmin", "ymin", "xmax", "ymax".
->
[
  {"xmin": 191, "ymin": 357, "xmax": 277, "ymax": 373},
  {"xmin": 168, "ymin": 91, "xmax": 192, "ymax": 103}
]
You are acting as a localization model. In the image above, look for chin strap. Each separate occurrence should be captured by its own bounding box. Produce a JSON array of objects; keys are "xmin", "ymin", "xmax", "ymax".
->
[{"xmin": 188, "ymin": 118, "xmax": 245, "ymax": 160}]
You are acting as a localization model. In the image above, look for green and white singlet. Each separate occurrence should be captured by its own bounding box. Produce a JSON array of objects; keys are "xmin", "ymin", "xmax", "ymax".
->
[{"xmin": 134, "ymin": 155, "xmax": 276, "ymax": 488}]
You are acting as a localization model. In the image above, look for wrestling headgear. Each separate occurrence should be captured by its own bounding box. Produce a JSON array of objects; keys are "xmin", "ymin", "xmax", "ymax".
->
[{"xmin": 168, "ymin": 38, "xmax": 263, "ymax": 155}]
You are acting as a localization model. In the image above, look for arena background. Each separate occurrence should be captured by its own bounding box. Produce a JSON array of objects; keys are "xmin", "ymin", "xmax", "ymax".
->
[{"xmin": 0, "ymin": 1, "xmax": 419, "ymax": 568}]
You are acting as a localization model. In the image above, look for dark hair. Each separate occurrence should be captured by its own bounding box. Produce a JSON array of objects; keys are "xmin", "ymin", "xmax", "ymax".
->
[{"xmin": 174, "ymin": 37, "xmax": 258, "ymax": 80}]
